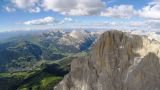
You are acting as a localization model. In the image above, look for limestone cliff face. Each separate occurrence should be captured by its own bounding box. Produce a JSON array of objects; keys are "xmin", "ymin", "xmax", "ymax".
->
[{"xmin": 54, "ymin": 31, "xmax": 160, "ymax": 90}]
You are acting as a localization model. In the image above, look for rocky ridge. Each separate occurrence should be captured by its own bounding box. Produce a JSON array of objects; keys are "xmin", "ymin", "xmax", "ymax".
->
[
  {"xmin": 54, "ymin": 30, "xmax": 160, "ymax": 90},
  {"xmin": 40, "ymin": 30, "xmax": 100, "ymax": 51}
]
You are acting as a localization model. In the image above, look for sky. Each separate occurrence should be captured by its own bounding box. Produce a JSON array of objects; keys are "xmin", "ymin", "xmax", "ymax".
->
[{"xmin": 0, "ymin": 0, "xmax": 160, "ymax": 32}]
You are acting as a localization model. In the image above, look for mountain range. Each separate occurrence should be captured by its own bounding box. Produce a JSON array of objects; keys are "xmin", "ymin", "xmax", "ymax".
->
[
  {"xmin": 0, "ymin": 30, "xmax": 100, "ymax": 72},
  {"xmin": 1, "ymin": 30, "xmax": 160, "ymax": 90},
  {"xmin": 55, "ymin": 30, "xmax": 160, "ymax": 90}
]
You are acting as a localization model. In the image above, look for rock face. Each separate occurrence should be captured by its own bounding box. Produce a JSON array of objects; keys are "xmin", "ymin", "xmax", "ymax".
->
[{"xmin": 54, "ymin": 30, "xmax": 160, "ymax": 90}]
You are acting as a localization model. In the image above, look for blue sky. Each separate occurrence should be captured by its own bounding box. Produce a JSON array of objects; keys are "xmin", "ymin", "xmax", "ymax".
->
[{"xmin": 0, "ymin": 0, "xmax": 160, "ymax": 31}]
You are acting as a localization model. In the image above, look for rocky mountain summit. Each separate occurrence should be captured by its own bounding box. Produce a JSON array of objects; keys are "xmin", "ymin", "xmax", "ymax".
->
[{"xmin": 54, "ymin": 30, "xmax": 160, "ymax": 90}]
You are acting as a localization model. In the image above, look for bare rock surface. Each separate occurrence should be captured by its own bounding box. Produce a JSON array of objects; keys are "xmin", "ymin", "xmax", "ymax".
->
[{"xmin": 54, "ymin": 30, "xmax": 160, "ymax": 90}]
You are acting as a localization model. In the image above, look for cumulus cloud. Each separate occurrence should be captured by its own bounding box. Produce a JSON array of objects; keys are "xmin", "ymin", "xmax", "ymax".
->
[
  {"xmin": 128, "ymin": 21, "xmax": 145, "ymax": 27},
  {"xmin": 8, "ymin": 0, "xmax": 106, "ymax": 15},
  {"xmin": 11, "ymin": 0, "xmax": 40, "ymax": 13},
  {"xmin": 63, "ymin": 18, "xmax": 73, "ymax": 22},
  {"xmin": 11, "ymin": 0, "xmax": 38, "ymax": 9},
  {"xmin": 23, "ymin": 17, "xmax": 75, "ymax": 25},
  {"xmin": 42, "ymin": 0, "xmax": 105, "ymax": 16},
  {"xmin": 101, "ymin": 5, "xmax": 137, "ymax": 18},
  {"xmin": 139, "ymin": 2, "xmax": 160, "ymax": 19},
  {"xmin": 24, "ymin": 16, "xmax": 56, "ymax": 25},
  {"xmin": 28, "ymin": 7, "xmax": 41, "ymax": 13},
  {"xmin": 6, "ymin": 0, "xmax": 138, "ymax": 18},
  {"xmin": 93, "ymin": 22, "xmax": 120, "ymax": 27},
  {"xmin": 91, "ymin": 20, "xmax": 153, "ymax": 30},
  {"xmin": 59, "ymin": 18, "xmax": 74, "ymax": 24},
  {"xmin": 127, "ymin": 20, "xmax": 160, "ymax": 31},
  {"xmin": 5, "ymin": 0, "xmax": 160, "ymax": 21},
  {"xmin": 145, "ymin": 20, "xmax": 160, "ymax": 29}
]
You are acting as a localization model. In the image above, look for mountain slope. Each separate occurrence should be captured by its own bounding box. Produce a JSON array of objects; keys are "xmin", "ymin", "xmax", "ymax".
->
[
  {"xmin": 55, "ymin": 30, "xmax": 160, "ymax": 90},
  {"xmin": 0, "ymin": 40, "xmax": 43, "ymax": 72},
  {"xmin": 0, "ymin": 54, "xmax": 82, "ymax": 90},
  {"xmin": 0, "ymin": 63, "xmax": 68, "ymax": 90},
  {"xmin": 0, "ymin": 30, "xmax": 99, "ymax": 72}
]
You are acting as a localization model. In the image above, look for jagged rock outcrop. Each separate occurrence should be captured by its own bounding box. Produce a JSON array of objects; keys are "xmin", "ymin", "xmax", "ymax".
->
[{"xmin": 54, "ymin": 30, "xmax": 160, "ymax": 90}]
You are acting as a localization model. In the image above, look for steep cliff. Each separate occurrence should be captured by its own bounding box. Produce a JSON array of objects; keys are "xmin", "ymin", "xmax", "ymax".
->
[{"xmin": 54, "ymin": 30, "xmax": 160, "ymax": 90}]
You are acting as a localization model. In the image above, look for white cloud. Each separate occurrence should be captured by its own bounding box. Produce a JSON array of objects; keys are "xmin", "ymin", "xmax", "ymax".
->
[
  {"xmin": 145, "ymin": 20, "xmax": 160, "ymax": 29},
  {"xmin": 28, "ymin": 7, "xmax": 41, "ymax": 13},
  {"xmin": 42, "ymin": 0, "xmax": 105, "ymax": 16},
  {"xmin": 23, "ymin": 17, "xmax": 75, "ymax": 25},
  {"xmin": 63, "ymin": 18, "xmax": 73, "ymax": 22},
  {"xmin": 6, "ymin": 0, "xmax": 144, "ymax": 19},
  {"xmin": 101, "ymin": 5, "xmax": 137, "ymax": 18},
  {"xmin": 24, "ymin": 16, "xmax": 56, "ymax": 25},
  {"xmin": 127, "ymin": 20, "xmax": 160, "ymax": 31},
  {"xmin": 4, "ymin": 0, "xmax": 160, "ymax": 21},
  {"xmin": 4, "ymin": 6, "xmax": 16, "ymax": 12},
  {"xmin": 59, "ymin": 18, "xmax": 74, "ymax": 24},
  {"xmin": 11, "ymin": 0, "xmax": 40, "ymax": 13},
  {"xmin": 128, "ymin": 21, "xmax": 145, "ymax": 27},
  {"xmin": 93, "ymin": 22, "xmax": 119, "ymax": 27},
  {"xmin": 139, "ymin": 3, "xmax": 160, "ymax": 19},
  {"xmin": 11, "ymin": 0, "xmax": 39, "ymax": 9},
  {"xmin": 91, "ymin": 20, "xmax": 152, "ymax": 31}
]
